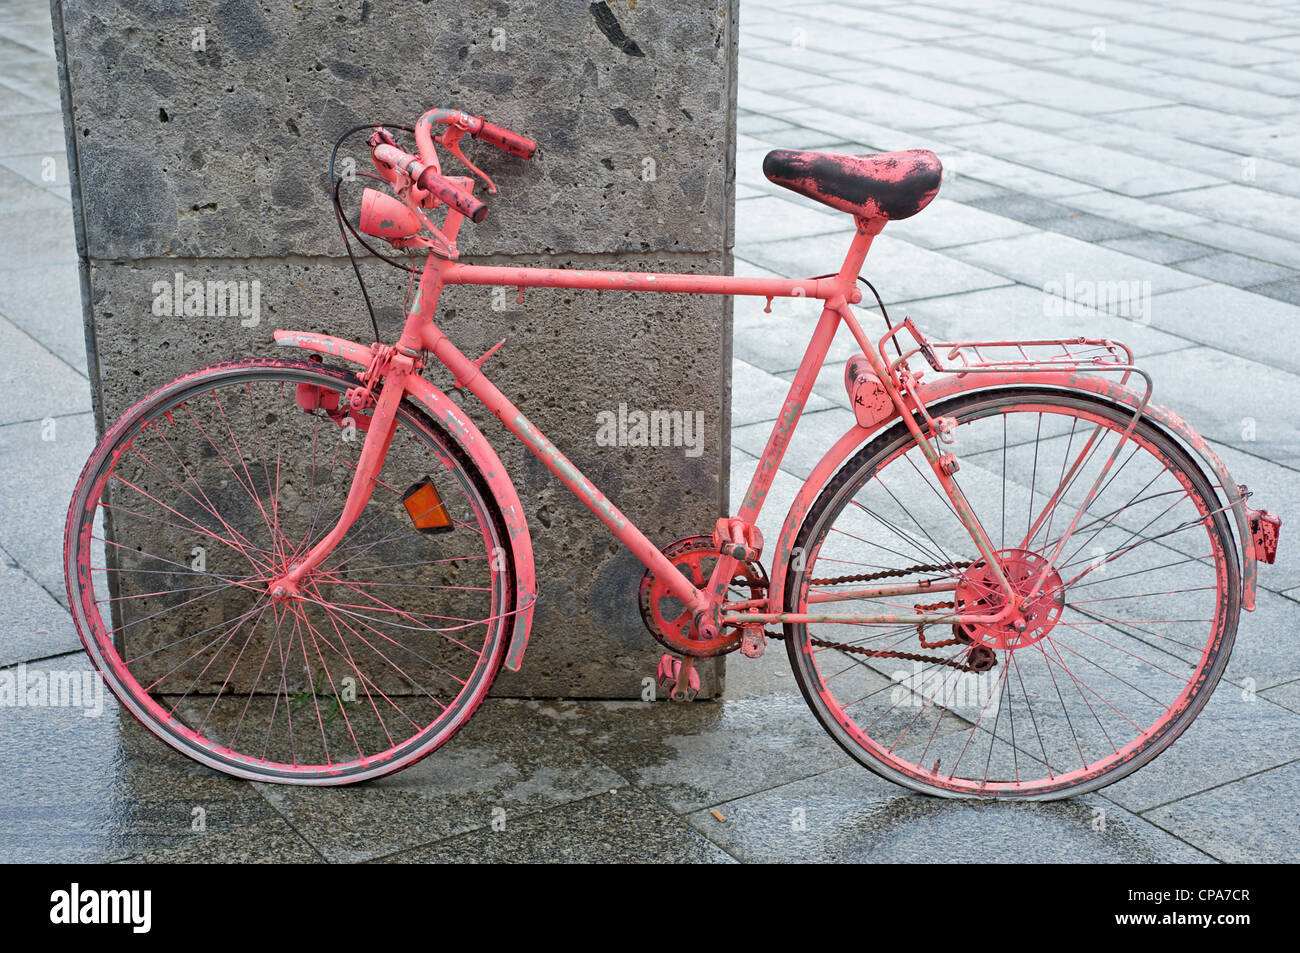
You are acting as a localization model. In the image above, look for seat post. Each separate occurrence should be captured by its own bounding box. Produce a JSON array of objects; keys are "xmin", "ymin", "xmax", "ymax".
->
[{"xmin": 838, "ymin": 216, "xmax": 885, "ymax": 282}]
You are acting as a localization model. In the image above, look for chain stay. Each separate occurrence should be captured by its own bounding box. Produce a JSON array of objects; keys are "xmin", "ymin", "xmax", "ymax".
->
[{"xmin": 767, "ymin": 559, "xmax": 982, "ymax": 672}]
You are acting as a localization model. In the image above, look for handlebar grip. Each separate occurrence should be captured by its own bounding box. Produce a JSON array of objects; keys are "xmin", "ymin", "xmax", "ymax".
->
[
  {"xmin": 473, "ymin": 118, "xmax": 537, "ymax": 159},
  {"xmin": 417, "ymin": 167, "xmax": 488, "ymax": 223}
]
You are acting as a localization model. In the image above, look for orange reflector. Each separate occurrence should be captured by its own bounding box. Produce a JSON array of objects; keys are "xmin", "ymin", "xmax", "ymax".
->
[{"xmin": 402, "ymin": 477, "xmax": 453, "ymax": 534}]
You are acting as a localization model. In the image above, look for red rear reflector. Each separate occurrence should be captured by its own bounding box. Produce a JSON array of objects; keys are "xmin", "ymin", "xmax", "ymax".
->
[{"xmin": 402, "ymin": 477, "xmax": 453, "ymax": 534}]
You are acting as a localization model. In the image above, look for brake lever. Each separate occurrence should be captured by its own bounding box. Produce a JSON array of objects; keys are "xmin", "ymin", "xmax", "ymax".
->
[{"xmin": 437, "ymin": 126, "xmax": 498, "ymax": 194}]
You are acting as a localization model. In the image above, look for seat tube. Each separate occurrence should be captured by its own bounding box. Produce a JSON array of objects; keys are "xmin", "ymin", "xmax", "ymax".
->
[
  {"xmin": 735, "ymin": 221, "xmax": 880, "ymax": 523},
  {"xmin": 736, "ymin": 302, "xmax": 842, "ymax": 523},
  {"xmin": 838, "ymin": 216, "xmax": 883, "ymax": 280}
]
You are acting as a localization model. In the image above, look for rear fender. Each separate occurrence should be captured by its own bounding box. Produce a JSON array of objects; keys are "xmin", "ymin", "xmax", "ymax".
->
[
  {"xmin": 274, "ymin": 330, "xmax": 537, "ymax": 669},
  {"xmin": 767, "ymin": 372, "xmax": 1258, "ymax": 617}
]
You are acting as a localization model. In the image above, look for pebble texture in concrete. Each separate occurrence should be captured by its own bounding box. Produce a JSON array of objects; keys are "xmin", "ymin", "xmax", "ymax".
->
[{"xmin": 49, "ymin": 0, "xmax": 740, "ymax": 697}]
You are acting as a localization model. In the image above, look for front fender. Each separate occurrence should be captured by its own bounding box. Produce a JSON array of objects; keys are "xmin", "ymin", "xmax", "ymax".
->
[
  {"xmin": 767, "ymin": 372, "xmax": 1257, "ymax": 617},
  {"xmin": 274, "ymin": 330, "xmax": 538, "ymax": 670}
]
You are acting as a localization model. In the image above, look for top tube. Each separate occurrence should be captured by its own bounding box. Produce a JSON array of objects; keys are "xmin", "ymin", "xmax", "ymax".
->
[{"xmin": 430, "ymin": 259, "xmax": 856, "ymax": 302}]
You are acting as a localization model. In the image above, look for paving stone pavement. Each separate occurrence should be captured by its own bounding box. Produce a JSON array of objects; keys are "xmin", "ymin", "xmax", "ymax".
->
[{"xmin": 2, "ymin": 0, "xmax": 1299, "ymax": 862}]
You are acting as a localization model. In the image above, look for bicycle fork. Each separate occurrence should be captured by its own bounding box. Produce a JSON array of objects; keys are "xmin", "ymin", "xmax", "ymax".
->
[{"xmin": 269, "ymin": 351, "xmax": 416, "ymax": 599}]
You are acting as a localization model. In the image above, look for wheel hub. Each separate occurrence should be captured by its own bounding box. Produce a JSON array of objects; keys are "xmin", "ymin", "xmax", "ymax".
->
[
  {"xmin": 267, "ymin": 562, "xmax": 306, "ymax": 603},
  {"xmin": 955, "ymin": 548, "xmax": 1064, "ymax": 651}
]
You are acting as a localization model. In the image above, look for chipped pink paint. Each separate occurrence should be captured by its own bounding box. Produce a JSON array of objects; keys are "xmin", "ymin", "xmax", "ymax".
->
[
  {"xmin": 66, "ymin": 105, "xmax": 1277, "ymax": 789},
  {"xmin": 275, "ymin": 108, "xmax": 1269, "ymax": 665}
]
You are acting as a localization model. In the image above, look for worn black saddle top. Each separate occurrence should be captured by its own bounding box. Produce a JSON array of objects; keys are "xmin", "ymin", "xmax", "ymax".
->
[{"xmin": 762, "ymin": 148, "xmax": 942, "ymax": 221}]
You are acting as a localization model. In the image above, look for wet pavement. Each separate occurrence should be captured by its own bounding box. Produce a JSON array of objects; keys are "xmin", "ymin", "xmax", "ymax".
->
[{"xmin": 3, "ymin": 0, "xmax": 1300, "ymax": 861}]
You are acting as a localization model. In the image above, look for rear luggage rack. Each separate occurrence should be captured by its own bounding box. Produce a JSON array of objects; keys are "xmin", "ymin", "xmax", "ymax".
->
[
  {"xmin": 881, "ymin": 317, "xmax": 1144, "ymax": 389},
  {"xmin": 878, "ymin": 317, "xmax": 1153, "ymax": 425}
]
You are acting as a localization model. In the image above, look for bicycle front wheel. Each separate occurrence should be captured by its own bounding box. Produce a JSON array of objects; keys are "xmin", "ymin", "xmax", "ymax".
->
[
  {"xmin": 784, "ymin": 387, "xmax": 1238, "ymax": 799},
  {"xmin": 65, "ymin": 358, "xmax": 514, "ymax": 784}
]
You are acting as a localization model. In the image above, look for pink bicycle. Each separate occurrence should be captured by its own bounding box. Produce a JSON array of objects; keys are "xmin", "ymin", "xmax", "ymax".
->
[{"xmin": 65, "ymin": 107, "xmax": 1282, "ymax": 798}]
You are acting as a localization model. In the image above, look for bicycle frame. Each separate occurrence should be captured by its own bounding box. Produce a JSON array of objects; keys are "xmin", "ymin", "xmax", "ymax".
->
[
  {"xmin": 271, "ymin": 214, "xmax": 1027, "ymax": 648},
  {"xmin": 62, "ymin": 101, "xmax": 1281, "ymax": 792}
]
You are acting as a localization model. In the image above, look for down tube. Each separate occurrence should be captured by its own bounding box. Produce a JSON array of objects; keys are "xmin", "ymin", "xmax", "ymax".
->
[{"xmin": 451, "ymin": 364, "xmax": 703, "ymax": 608}]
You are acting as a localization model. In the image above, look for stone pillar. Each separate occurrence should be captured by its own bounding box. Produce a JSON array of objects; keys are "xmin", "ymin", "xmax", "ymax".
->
[{"xmin": 50, "ymin": 0, "xmax": 739, "ymax": 697}]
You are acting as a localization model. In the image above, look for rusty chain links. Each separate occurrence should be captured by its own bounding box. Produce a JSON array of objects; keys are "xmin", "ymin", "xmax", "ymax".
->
[
  {"xmin": 805, "ymin": 559, "xmax": 970, "ymax": 588},
  {"xmin": 767, "ymin": 630, "xmax": 983, "ymax": 672},
  {"xmin": 762, "ymin": 560, "xmax": 985, "ymax": 672}
]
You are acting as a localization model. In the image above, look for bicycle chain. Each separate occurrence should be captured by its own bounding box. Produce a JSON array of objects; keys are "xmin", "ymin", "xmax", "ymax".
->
[
  {"xmin": 913, "ymin": 601, "xmax": 962, "ymax": 649},
  {"xmin": 806, "ymin": 559, "xmax": 970, "ymax": 588},
  {"xmin": 765, "ymin": 629, "xmax": 983, "ymax": 672},
  {"xmin": 914, "ymin": 600, "xmax": 957, "ymax": 613},
  {"xmin": 763, "ymin": 560, "xmax": 983, "ymax": 672}
]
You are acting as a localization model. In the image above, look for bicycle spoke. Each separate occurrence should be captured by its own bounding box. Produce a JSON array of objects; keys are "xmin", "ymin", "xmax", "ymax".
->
[
  {"xmin": 69, "ymin": 364, "xmax": 510, "ymax": 780},
  {"xmin": 788, "ymin": 390, "xmax": 1232, "ymax": 796}
]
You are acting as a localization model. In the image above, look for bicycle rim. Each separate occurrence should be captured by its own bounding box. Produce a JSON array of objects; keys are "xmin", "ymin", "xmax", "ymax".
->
[
  {"xmin": 784, "ymin": 387, "xmax": 1238, "ymax": 799},
  {"xmin": 65, "ymin": 358, "xmax": 513, "ymax": 784}
]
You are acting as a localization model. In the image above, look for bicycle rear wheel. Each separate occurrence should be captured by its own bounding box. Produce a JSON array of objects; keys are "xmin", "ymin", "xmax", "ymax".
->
[
  {"xmin": 65, "ymin": 358, "xmax": 514, "ymax": 784},
  {"xmin": 784, "ymin": 387, "xmax": 1238, "ymax": 799}
]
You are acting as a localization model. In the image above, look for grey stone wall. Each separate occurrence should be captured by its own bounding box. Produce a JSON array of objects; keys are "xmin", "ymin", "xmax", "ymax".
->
[{"xmin": 51, "ymin": 0, "xmax": 739, "ymax": 697}]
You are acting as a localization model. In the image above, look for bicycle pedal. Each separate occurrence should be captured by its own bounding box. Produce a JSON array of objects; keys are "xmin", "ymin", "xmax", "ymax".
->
[
  {"xmin": 740, "ymin": 625, "xmax": 767, "ymax": 659},
  {"xmin": 713, "ymin": 517, "xmax": 763, "ymax": 562},
  {"xmin": 655, "ymin": 654, "xmax": 679, "ymax": 693},
  {"xmin": 655, "ymin": 654, "xmax": 699, "ymax": 701}
]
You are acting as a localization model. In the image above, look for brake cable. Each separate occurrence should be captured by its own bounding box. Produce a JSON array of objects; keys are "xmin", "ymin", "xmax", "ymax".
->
[
  {"xmin": 327, "ymin": 122, "xmax": 419, "ymax": 343},
  {"xmin": 806, "ymin": 272, "xmax": 903, "ymax": 360}
]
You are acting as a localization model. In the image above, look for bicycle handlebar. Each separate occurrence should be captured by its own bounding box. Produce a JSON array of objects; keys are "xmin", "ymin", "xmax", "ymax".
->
[
  {"xmin": 416, "ymin": 166, "xmax": 488, "ymax": 223},
  {"xmin": 472, "ymin": 118, "xmax": 537, "ymax": 159},
  {"xmin": 414, "ymin": 107, "xmax": 537, "ymax": 165},
  {"xmin": 367, "ymin": 108, "xmax": 535, "ymax": 231}
]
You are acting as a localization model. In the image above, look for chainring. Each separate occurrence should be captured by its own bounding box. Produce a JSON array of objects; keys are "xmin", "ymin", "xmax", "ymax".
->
[{"xmin": 638, "ymin": 535, "xmax": 768, "ymax": 657}]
